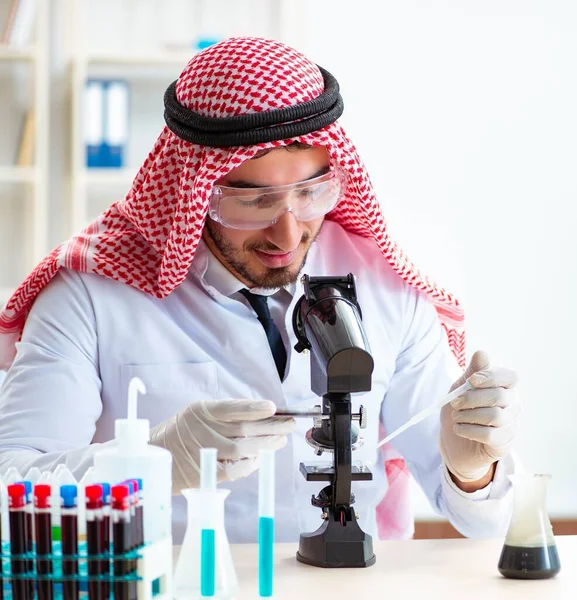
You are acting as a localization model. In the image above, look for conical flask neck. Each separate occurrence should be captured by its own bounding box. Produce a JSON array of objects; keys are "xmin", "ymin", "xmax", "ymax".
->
[
  {"xmin": 506, "ymin": 474, "xmax": 555, "ymax": 547},
  {"xmin": 183, "ymin": 488, "xmax": 229, "ymax": 529},
  {"xmin": 511, "ymin": 474, "xmax": 549, "ymax": 508}
]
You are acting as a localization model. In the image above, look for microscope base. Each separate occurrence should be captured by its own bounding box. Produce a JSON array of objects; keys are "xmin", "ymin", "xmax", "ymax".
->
[{"xmin": 296, "ymin": 514, "xmax": 376, "ymax": 568}]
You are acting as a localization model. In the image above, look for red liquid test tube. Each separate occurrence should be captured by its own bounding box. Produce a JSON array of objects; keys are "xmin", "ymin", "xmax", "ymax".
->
[
  {"xmin": 34, "ymin": 484, "xmax": 54, "ymax": 600},
  {"xmin": 121, "ymin": 480, "xmax": 138, "ymax": 600},
  {"xmin": 85, "ymin": 484, "xmax": 105, "ymax": 600},
  {"xmin": 8, "ymin": 483, "xmax": 30, "ymax": 600},
  {"xmin": 60, "ymin": 485, "xmax": 79, "ymax": 600},
  {"xmin": 97, "ymin": 483, "xmax": 111, "ymax": 600},
  {"xmin": 111, "ymin": 485, "xmax": 134, "ymax": 600}
]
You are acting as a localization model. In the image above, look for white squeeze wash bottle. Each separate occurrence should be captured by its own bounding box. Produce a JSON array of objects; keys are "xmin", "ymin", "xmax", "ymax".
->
[{"xmin": 93, "ymin": 377, "xmax": 172, "ymax": 543}]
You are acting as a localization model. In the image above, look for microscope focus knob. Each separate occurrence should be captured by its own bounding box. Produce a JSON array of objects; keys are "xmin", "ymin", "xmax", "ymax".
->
[{"xmin": 352, "ymin": 405, "xmax": 367, "ymax": 429}]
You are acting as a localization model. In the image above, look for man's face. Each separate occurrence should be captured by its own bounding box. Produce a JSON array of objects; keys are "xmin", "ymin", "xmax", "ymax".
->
[{"xmin": 203, "ymin": 146, "xmax": 330, "ymax": 289}]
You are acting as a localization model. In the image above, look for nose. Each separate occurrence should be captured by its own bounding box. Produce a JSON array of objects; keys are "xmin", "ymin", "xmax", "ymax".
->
[{"xmin": 264, "ymin": 210, "xmax": 302, "ymax": 252}]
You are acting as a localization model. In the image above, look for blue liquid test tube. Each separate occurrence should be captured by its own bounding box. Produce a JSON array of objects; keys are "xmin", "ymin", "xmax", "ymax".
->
[
  {"xmin": 200, "ymin": 448, "xmax": 217, "ymax": 598},
  {"xmin": 258, "ymin": 450, "xmax": 275, "ymax": 598}
]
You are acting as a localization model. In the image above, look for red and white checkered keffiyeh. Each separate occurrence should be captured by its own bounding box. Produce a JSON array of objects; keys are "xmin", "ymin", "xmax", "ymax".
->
[{"xmin": 0, "ymin": 37, "xmax": 464, "ymax": 537}]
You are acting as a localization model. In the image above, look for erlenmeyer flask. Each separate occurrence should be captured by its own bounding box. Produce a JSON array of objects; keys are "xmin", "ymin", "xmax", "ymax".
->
[
  {"xmin": 498, "ymin": 473, "xmax": 561, "ymax": 579},
  {"xmin": 174, "ymin": 488, "xmax": 239, "ymax": 600}
]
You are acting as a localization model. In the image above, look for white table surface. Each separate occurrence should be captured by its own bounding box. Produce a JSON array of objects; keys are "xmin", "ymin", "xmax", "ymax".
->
[{"xmin": 179, "ymin": 535, "xmax": 575, "ymax": 600}]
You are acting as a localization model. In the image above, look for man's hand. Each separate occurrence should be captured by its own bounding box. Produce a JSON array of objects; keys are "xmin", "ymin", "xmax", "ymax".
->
[
  {"xmin": 150, "ymin": 398, "xmax": 295, "ymax": 494},
  {"xmin": 440, "ymin": 350, "xmax": 521, "ymax": 490}
]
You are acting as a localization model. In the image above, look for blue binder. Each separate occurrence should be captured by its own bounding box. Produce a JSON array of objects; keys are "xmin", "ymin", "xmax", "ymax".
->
[
  {"xmin": 84, "ymin": 79, "xmax": 105, "ymax": 168},
  {"xmin": 103, "ymin": 80, "xmax": 129, "ymax": 168},
  {"xmin": 84, "ymin": 79, "xmax": 129, "ymax": 168}
]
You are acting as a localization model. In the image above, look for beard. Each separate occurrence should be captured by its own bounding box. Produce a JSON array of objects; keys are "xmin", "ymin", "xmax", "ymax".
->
[{"xmin": 204, "ymin": 219, "xmax": 323, "ymax": 289}]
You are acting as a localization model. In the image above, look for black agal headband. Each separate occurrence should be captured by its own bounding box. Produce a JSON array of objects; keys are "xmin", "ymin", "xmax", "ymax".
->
[{"xmin": 163, "ymin": 66, "xmax": 344, "ymax": 148}]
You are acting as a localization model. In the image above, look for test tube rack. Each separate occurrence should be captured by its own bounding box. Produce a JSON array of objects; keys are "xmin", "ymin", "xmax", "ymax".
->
[{"xmin": 0, "ymin": 536, "xmax": 172, "ymax": 600}]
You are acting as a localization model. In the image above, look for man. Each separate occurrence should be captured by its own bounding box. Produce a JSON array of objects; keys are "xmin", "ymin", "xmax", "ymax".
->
[{"xmin": 0, "ymin": 37, "xmax": 520, "ymax": 543}]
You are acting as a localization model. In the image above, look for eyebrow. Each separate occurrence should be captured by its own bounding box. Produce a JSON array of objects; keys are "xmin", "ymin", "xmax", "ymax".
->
[{"xmin": 223, "ymin": 165, "xmax": 330, "ymax": 189}]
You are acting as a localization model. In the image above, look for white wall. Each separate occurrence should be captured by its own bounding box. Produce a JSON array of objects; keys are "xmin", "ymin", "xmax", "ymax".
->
[
  {"xmin": 292, "ymin": 0, "xmax": 577, "ymax": 517},
  {"xmin": 2, "ymin": 0, "xmax": 577, "ymax": 518}
]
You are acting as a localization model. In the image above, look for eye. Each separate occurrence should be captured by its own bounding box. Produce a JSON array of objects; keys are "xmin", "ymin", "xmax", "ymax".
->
[
  {"xmin": 297, "ymin": 187, "xmax": 317, "ymax": 203},
  {"xmin": 239, "ymin": 194, "xmax": 277, "ymax": 208}
]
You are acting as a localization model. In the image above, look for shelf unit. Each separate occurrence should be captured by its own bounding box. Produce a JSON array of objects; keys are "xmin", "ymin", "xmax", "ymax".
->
[
  {"xmin": 0, "ymin": 165, "xmax": 37, "ymax": 183},
  {"xmin": 67, "ymin": 0, "xmax": 293, "ymax": 235},
  {"xmin": 68, "ymin": 0, "xmax": 199, "ymax": 234},
  {"xmin": 0, "ymin": 0, "xmax": 49, "ymax": 307}
]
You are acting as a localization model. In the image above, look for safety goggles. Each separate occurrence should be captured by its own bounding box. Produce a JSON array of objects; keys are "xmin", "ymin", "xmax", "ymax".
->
[{"xmin": 208, "ymin": 168, "xmax": 346, "ymax": 230}]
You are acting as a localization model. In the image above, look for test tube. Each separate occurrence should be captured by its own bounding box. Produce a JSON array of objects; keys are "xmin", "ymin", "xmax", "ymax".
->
[
  {"xmin": 135, "ymin": 479, "xmax": 143, "ymax": 546},
  {"xmin": 55, "ymin": 468, "xmax": 77, "ymax": 544},
  {"xmin": 8, "ymin": 483, "xmax": 29, "ymax": 600},
  {"xmin": 121, "ymin": 482, "xmax": 135, "ymax": 551},
  {"xmin": 85, "ymin": 484, "xmax": 105, "ymax": 600},
  {"xmin": 111, "ymin": 485, "xmax": 132, "ymax": 600},
  {"xmin": 60, "ymin": 485, "xmax": 79, "ymax": 600},
  {"xmin": 125, "ymin": 480, "xmax": 143, "ymax": 548},
  {"xmin": 200, "ymin": 448, "xmax": 217, "ymax": 597},
  {"xmin": 34, "ymin": 484, "xmax": 54, "ymax": 600},
  {"xmin": 98, "ymin": 483, "xmax": 111, "ymax": 600},
  {"xmin": 17, "ymin": 481, "xmax": 34, "ymax": 595},
  {"xmin": 121, "ymin": 479, "xmax": 137, "ymax": 593},
  {"xmin": 258, "ymin": 450, "xmax": 275, "ymax": 598}
]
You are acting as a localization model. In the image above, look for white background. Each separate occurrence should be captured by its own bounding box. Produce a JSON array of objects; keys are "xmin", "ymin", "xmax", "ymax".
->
[
  {"xmin": 293, "ymin": 0, "xmax": 577, "ymax": 518},
  {"xmin": 1, "ymin": 0, "xmax": 576, "ymax": 519}
]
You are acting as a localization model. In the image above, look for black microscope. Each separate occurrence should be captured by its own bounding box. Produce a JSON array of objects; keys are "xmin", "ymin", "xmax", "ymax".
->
[{"xmin": 291, "ymin": 273, "xmax": 376, "ymax": 568}]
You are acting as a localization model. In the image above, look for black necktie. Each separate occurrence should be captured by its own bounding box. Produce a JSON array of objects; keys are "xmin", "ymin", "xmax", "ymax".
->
[{"xmin": 239, "ymin": 289, "xmax": 287, "ymax": 380}]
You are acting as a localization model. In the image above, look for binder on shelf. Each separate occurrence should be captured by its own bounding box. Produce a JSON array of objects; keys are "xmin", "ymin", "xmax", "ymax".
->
[
  {"xmin": 103, "ymin": 79, "xmax": 129, "ymax": 169},
  {"xmin": 84, "ymin": 79, "xmax": 105, "ymax": 168},
  {"xmin": 15, "ymin": 109, "xmax": 35, "ymax": 166},
  {"xmin": 84, "ymin": 79, "xmax": 129, "ymax": 169}
]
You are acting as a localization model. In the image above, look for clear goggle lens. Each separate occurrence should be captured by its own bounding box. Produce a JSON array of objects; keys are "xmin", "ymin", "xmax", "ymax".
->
[{"xmin": 208, "ymin": 169, "xmax": 346, "ymax": 230}]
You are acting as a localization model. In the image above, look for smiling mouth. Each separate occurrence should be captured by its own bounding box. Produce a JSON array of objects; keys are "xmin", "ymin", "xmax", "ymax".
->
[{"xmin": 253, "ymin": 248, "xmax": 298, "ymax": 268}]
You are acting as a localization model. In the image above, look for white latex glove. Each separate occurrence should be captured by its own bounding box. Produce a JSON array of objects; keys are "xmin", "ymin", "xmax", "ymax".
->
[
  {"xmin": 150, "ymin": 398, "xmax": 295, "ymax": 494},
  {"xmin": 439, "ymin": 350, "xmax": 521, "ymax": 483}
]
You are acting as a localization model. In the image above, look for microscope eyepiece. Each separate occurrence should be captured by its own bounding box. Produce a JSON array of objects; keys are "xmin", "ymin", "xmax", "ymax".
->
[{"xmin": 292, "ymin": 274, "xmax": 374, "ymax": 395}]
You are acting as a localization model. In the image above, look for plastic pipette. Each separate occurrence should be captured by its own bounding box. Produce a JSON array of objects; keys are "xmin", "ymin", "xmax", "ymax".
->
[
  {"xmin": 258, "ymin": 450, "xmax": 275, "ymax": 598},
  {"xmin": 376, "ymin": 381, "xmax": 473, "ymax": 449},
  {"xmin": 200, "ymin": 448, "xmax": 217, "ymax": 598}
]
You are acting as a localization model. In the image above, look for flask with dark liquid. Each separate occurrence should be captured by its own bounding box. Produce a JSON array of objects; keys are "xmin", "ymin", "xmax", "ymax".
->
[{"xmin": 498, "ymin": 473, "xmax": 561, "ymax": 580}]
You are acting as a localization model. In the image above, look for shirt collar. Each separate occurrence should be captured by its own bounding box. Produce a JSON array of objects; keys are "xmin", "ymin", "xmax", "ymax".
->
[{"xmin": 194, "ymin": 238, "xmax": 296, "ymax": 299}]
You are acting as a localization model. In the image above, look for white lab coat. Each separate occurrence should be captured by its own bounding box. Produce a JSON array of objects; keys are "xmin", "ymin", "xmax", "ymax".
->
[{"xmin": 0, "ymin": 221, "xmax": 515, "ymax": 543}]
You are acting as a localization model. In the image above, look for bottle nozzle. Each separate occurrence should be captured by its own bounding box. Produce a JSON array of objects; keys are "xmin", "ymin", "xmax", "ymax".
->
[
  {"xmin": 128, "ymin": 377, "xmax": 147, "ymax": 421},
  {"xmin": 115, "ymin": 376, "xmax": 150, "ymax": 450}
]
